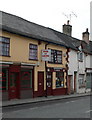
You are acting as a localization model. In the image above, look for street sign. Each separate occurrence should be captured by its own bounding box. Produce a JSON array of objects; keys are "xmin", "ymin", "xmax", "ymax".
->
[{"xmin": 42, "ymin": 49, "xmax": 51, "ymax": 61}]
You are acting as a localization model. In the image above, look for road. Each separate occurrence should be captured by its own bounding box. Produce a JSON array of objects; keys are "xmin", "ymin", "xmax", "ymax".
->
[{"xmin": 2, "ymin": 96, "xmax": 91, "ymax": 119}]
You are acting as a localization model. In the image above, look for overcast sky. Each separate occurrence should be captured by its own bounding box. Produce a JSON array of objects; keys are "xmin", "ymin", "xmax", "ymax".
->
[{"xmin": 0, "ymin": 0, "xmax": 91, "ymax": 40}]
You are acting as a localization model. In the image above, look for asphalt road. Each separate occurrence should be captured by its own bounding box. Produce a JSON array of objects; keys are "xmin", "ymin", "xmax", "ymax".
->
[{"xmin": 2, "ymin": 96, "xmax": 91, "ymax": 119}]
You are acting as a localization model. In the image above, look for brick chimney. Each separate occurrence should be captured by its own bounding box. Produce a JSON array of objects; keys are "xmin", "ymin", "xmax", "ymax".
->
[
  {"xmin": 62, "ymin": 20, "xmax": 72, "ymax": 36},
  {"xmin": 82, "ymin": 28, "xmax": 89, "ymax": 44}
]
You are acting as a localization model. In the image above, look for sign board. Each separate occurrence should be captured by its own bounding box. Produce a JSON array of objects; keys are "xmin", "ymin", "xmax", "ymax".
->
[{"xmin": 42, "ymin": 49, "xmax": 51, "ymax": 61}]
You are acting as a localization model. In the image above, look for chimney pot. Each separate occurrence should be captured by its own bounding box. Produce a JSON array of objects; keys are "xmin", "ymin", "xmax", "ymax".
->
[
  {"xmin": 62, "ymin": 20, "xmax": 72, "ymax": 36},
  {"xmin": 82, "ymin": 28, "xmax": 89, "ymax": 44}
]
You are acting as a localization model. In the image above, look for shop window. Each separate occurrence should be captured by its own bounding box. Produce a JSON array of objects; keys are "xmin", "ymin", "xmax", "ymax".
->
[
  {"xmin": 0, "ymin": 69, "xmax": 8, "ymax": 91},
  {"xmin": 56, "ymin": 72, "xmax": 64, "ymax": 88},
  {"xmin": 21, "ymin": 70, "xmax": 32, "ymax": 89},
  {"xmin": 49, "ymin": 49, "xmax": 62, "ymax": 64},
  {"xmin": 29, "ymin": 44, "xmax": 38, "ymax": 60},
  {"xmin": 79, "ymin": 74, "xmax": 85, "ymax": 88},
  {"xmin": 0, "ymin": 36, "xmax": 10, "ymax": 56}
]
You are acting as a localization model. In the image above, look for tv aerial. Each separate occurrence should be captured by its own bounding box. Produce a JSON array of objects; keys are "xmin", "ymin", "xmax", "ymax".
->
[{"xmin": 62, "ymin": 11, "xmax": 77, "ymax": 24}]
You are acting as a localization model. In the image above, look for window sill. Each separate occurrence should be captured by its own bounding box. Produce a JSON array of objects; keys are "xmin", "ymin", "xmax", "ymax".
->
[
  {"xmin": 78, "ymin": 60, "xmax": 83, "ymax": 62},
  {"xmin": 1, "ymin": 55, "xmax": 11, "ymax": 57},
  {"xmin": 29, "ymin": 59, "xmax": 38, "ymax": 61},
  {"xmin": 48, "ymin": 62, "xmax": 62, "ymax": 64}
]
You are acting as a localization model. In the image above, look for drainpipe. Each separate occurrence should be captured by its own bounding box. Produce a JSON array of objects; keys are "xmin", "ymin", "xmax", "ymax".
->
[
  {"xmin": 77, "ymin": 51, "xmax": 79, "ymax": 93},
  {"xmin": 45, "ymin": 43, "xmax": 49, "ymax": 97}
]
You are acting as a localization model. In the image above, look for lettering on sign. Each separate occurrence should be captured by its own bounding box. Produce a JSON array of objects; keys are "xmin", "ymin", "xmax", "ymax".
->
[{"xmin": 42, "ymin": 49, "xmax": 51, "ymax": 61}]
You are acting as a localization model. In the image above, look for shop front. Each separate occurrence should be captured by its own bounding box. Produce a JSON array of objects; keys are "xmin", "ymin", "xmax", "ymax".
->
[
  {"xmin": 46, "ymin": 67, "xmax": 67, "ymax": 96},
  {"xmin": 1, "ymin": 63, "xmax": 34, "ymax": 100}
]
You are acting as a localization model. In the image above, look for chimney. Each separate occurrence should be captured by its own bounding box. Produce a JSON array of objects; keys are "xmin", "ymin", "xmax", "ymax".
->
[
  {"xmin": 82, "ymin": 28, "xmax": 89, "ymax": 44},
  {"xmin": 62, "ymin": 20, "xmax": 72, "ymax": 36}
]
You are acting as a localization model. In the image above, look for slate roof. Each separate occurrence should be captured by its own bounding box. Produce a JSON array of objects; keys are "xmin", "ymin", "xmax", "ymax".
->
[
  {"xmin": 0, "ymin": 11, "xmax": 92, "ymax": 54},
  {"xmin": 0, "ymin": 11, "xmax": 67, "ymax": 47}
]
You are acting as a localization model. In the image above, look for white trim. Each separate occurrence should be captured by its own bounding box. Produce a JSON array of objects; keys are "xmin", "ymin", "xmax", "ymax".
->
[
  {"xmin": 0, "ymin": 61, "xmax": 13, "ymax": 64},
  {"xmin": 21, "ymin": 62, "xmax": 39, "ymax": 66}
]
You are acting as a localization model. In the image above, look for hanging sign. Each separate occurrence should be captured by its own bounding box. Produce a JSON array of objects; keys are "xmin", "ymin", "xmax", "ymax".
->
[{"xmin": 42, "ymin": 49, "xmax": 51, "ymax": 61}]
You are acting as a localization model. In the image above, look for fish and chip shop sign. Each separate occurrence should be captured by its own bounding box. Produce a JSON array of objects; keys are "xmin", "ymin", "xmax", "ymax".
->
[{"xmin": 42, "ymin": 49, "xmax": 51, "ymax": 61}]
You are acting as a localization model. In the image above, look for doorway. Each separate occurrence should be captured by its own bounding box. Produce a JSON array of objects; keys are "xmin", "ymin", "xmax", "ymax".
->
[
  {"xmin": 38, "ymin": 72, "xmax": 44, "ymax": 96},
  {"xmin": 9, "ymin": 72, "xmax": 19, "ymax": 99}
]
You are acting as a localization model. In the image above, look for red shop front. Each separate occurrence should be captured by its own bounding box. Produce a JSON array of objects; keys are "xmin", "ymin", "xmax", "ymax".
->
[
  {"xmin": 1, "ymin": 64, "xmax": 34, "ymax": 100},
  {"xmin": 46, "ymin": 67, "xmax": 67, "ymax": 96}
]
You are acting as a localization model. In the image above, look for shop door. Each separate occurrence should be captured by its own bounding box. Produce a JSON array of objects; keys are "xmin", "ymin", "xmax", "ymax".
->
[
  {"xmin": 38, "ymin": 72, "xmax": 44, "ymax": 96},
  {"xmin": 47, "ymin": 72, "xmax": 52, "ymax": 96},
  {"xmin": 9, "ymin": 72, "xmax": 19, "ymax": 99}
]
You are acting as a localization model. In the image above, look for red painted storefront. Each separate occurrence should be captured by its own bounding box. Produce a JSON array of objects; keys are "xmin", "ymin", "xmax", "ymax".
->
[
  {"xmin": 1, "ymin": 64, "xmax": 34, "ymax": 100},
  {"xmin": 1, "ymin": 64, "xmax": 67, "ymax": 101}
]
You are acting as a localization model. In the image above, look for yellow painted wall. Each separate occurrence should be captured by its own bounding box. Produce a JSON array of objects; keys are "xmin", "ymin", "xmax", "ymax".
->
[
  {"xmin": 0, "ymin": 31, "xmax": 67, "ymax": 91},
  {"xmin": 47, "ymin": 44, "xmax": 67, "ymax": 68}
]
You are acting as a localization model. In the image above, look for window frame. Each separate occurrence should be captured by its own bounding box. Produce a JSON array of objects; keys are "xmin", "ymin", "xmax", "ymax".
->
[
  {"xmin": 56, "ymin": 71, "xmax": 64, "ymax": 88},
  {"xmin": 49, "ymin": 49, "xmax": 62, "ymax": 64},
  {"xmin": 0, "ymin": 36, "xmax": 10, "ymax": 57},
  {"xmin": 79, "ymin": 74, "xmax": 85, "ymax": 88},
  {"xmin": 77, "ymin": 51, "xmax": 83, "ymax": 62},
  {"xmin": 0, "ymin": 69, "xmax": 8, "ymax": 91},
  {"xmin": 21, "ymin": 69, "xmax": 33, "ymax": 90},
  {"xmin": 29, "ymin": 44, "xmax": 38, "ymax": 60}
]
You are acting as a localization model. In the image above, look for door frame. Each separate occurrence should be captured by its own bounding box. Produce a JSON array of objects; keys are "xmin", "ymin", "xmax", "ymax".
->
[
  {"xmin": 38, "ymin": 71, "xmax": 44, "ymax": 96},
  {"xmin": 8, "ymin": 65, "xmax": 20, "ymax": 100},
  {"xmin": 47, "ymin": 72, "xmax": 52, "ymax": 96}
]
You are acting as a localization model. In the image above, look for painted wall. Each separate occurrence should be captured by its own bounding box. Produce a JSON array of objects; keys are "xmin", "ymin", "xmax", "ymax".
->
[
  {"xmin": 0, "ymin": 31, "xmax": 67, "ymax": 92},
  {"xmin": 68, "ymin": 49, "xmax": 78, "ymax": 75}
]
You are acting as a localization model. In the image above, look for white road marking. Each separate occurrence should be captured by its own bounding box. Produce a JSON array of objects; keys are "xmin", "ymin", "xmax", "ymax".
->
[
  {"xmin": 71, "ymin": 101, "xmax": 75, "ymax": 103},
  {"xmin": 65, "ymin": 101, "xmax": 75, "ymax": 104},
  {"xmin": 85, "ymin": 110, "xmax": 92, "ymax": 113},
  {"xmin": 29, "ymin": 107, "xmax": 39, "ymax": 110},
  {"xmin": 65, "ymin": 102, "xmax": 70, "ymax": 104}
]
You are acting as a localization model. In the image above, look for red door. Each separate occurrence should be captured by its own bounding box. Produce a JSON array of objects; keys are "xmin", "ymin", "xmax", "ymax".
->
[
  {"xmin": 47, "ymin": 72, "xmax": 52, "ymax": 96},
  {"xmin": 9, "ymin": 72, "xmax": 19, "ymax": 99},
  {"xmin": 38, "ymin": 72, "xmax": 44, "ymax": 96}
]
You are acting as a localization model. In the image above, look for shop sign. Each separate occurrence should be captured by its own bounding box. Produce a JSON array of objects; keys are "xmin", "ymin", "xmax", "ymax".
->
[{"xmin": 42, "ymin": 49, "xmax": 51, "ymax": 61}]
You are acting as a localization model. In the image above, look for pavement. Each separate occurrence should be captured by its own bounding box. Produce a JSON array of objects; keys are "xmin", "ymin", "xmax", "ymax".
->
[{"xmin": 1, "ymin": 92, "xmax": 91, "ymax": 107}]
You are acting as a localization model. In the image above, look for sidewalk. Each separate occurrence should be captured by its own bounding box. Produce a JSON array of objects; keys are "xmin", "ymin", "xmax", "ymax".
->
[{"xmin": 1, "ymin": 92, "xmax": 91, "ymax": 107}]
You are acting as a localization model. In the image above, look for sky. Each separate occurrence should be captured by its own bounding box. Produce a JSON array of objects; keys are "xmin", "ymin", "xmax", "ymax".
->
[{"xmin": 0, "ymin": 0, "xmax": 91, "ymax": 40}]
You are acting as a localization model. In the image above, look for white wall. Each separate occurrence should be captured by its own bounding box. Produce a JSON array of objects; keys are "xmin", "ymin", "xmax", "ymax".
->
[{"xmin": 68, "ymin": 50, "xmax": 78, "ymax": 75}]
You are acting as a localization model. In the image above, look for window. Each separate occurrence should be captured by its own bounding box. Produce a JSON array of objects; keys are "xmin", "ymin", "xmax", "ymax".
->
[
  {"xmin": 56, "ymin": 72, "xmax": 64, "ymax": 88},
  {"xmin": 0, "ymin": 36, "xmax": 10, "ymax": 56},
  {"xmin": 0, "ymin": 69, "xmax": 8, "ymax": 91},
  {"xmin": 77, "ymin": 52, "xmax": 83, "ymax": 62},
  {"xmin": 79, "ymin": 74, "xmax": 85, "ymax": 88},
  {"xmin": 49, "ymin": 49, "xmax": 62, "ymax": 64},
  {"xmin": 86, "ymin": 73, "xmax": 92, "ymax": 89},
  {"xmin": 21, "ymin": 70, "xmax": 32, "ymax": 89},
  {"xmin": 29, "ymin": 44, "xmax": 38, "ymax": 60}
]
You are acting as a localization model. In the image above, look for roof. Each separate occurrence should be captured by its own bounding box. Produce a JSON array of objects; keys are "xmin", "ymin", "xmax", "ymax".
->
[
  {"xmin": 0, "ymin": 11, "xmax": 92, "ymax": 54},
  {"xmin": 0, "ymin": 11, "xmax": 67, "ymax": 47}
]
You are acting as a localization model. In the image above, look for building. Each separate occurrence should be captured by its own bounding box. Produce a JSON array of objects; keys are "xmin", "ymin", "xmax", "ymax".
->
[
  {"xmin": 61, "ymin": 22, "xmax": 92, "ymax": 94},
  {"xmin": 0, "ymin": 11, "xmax": 92, "ymax": 101},
  {"xmin": 0, "ymin": 11, "xmax": 68, "ymax": 100}
]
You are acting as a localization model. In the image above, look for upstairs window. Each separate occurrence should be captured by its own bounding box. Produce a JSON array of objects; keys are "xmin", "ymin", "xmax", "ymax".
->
[
  {"xmin": 77, "ymin": 52, "xmax": 83, "ymax": 62},
  {"xmin": 0, "ymin": 36, "xmax": 10, "ymax": 56},
  {"xmin": 49, "ymin": 49, "xmax": 62, "ymax": 64},
  {"xmin": 29, "ymin": 44, "xmax": 38, "ymax": 60}
]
